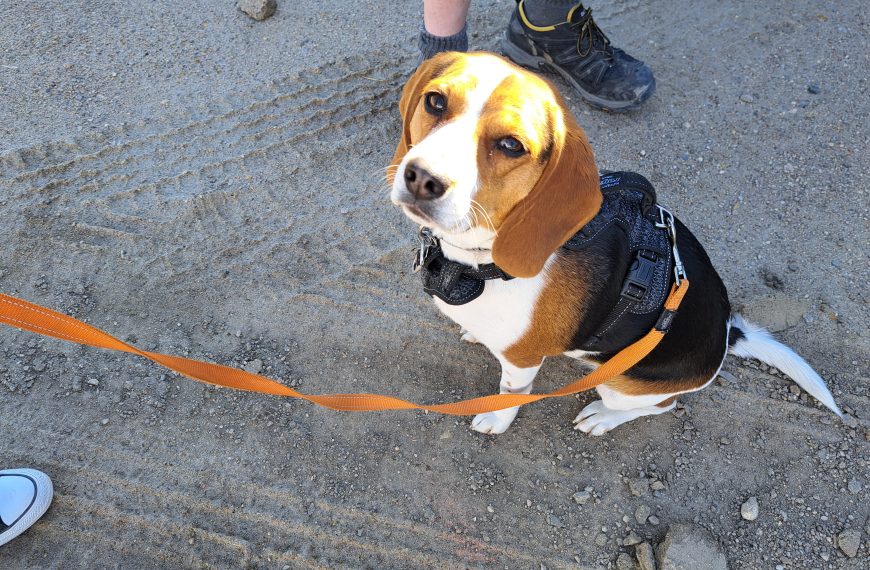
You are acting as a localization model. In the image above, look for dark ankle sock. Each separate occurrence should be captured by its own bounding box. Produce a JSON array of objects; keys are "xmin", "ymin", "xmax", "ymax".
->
[
  {"xmin": 418, "ymin": 23, "xmax": 468, "ymax": 62},
  {"xmin": 523, "ymin": 0, "xmax": 583, "ymax": 26}
]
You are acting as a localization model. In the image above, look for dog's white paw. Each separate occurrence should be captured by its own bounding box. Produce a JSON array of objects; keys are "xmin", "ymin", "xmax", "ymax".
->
[
  {"xmin": 460, "ymin": 328, "xmax": 479, "ymax": 344},
  {"xmin": 573, "ymin": 400, "xmax": 631, "ymax": 436},
  {"xmin": 471, "ymin": 407, "xmax": 519, "ymax": 435}
]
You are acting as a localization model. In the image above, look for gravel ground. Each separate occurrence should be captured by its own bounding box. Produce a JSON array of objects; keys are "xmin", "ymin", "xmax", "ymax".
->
[{"xmin": 0, "ymin": 1, "xmax": 867, "ymax": 568}]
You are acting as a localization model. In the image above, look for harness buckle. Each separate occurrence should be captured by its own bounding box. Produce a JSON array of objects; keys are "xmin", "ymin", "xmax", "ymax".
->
[
  {"xmin": 413, "ymin": 227, "xmax": 438, "ymax": 273},
  {"xmin": 655, "ymin": 205, "xmax": 687, "ymax": 286},
  {"xmin": 620, "ymin": 250, "xmax": 658, "ymax": 301}
]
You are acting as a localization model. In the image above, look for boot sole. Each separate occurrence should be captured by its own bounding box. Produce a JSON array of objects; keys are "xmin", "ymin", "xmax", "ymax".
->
[{"xmin": 501, "ymin": 32, "xmax": 655, "ymax": 112}]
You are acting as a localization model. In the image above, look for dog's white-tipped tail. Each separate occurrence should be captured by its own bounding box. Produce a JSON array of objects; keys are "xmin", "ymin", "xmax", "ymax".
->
[{"xmin": 729, "ymin": 314, "xmax": 842, "ymax": 417}]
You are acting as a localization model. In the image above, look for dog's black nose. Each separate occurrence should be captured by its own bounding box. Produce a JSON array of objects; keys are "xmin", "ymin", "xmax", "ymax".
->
[{"xmin": 404, "ymin": 160, "xmax": 446, "ymax": 200}]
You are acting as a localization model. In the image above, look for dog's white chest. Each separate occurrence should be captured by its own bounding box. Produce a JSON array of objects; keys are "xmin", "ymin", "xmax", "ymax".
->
[{"xmin": 432, "ymin": 272, "xmax": 547, "ymax": 354}]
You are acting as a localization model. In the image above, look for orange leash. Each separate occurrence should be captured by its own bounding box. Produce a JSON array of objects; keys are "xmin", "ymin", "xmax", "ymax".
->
[{"xmin": 0, "ymin": 281, "xmax": 687, "ymax": 415}]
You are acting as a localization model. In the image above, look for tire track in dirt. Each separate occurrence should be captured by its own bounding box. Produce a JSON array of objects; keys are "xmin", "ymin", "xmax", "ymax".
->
[
  {"xmin": 1, "ymin": 419, "xmax": 552, "ymax": 568},
  {"xmin": 0, "ymin": 56, "xmax": 405, "ymax": 184},
  {"xmin": 0, "ymin": 54, "xmax": 410, "ymax": 317}
]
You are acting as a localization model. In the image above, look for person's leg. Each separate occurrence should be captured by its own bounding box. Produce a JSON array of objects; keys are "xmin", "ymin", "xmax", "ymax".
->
[
  {"xmin": 0, "ymin": 468, "xmax": 53, "ymax": 547},
  {"xmin": 503, "ymin": 0, "xmax": 656, "ymax": 111},
  {"xmin": 419, "ymin": 0, "xmax": 471, "ymax": 61}
]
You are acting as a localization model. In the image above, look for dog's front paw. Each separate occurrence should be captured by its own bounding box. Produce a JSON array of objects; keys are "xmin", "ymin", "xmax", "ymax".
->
[
  {"xmin": 460, "ymin": 327, "xmax": 479, "ymax": 344},
  {"xmin": 471, "ymin": 407, "xmax": 519, "ymax": 435}
]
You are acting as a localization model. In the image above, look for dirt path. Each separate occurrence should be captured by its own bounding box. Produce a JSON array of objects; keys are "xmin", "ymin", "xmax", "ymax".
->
[{"xmin": 0, "ymin": 1, "xmax": 866, "ymax": 568}]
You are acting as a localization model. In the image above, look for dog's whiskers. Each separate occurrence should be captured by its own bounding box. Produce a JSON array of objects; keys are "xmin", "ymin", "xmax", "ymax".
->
[{"xmin": 470, "ymin": 200, "xmax": 496, "ymax": 234}]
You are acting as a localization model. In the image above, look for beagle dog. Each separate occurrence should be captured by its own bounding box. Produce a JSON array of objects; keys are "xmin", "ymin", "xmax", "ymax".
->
[{"xmin": 388, "ymin": 52, "xmax": 841, "ymax": 435}]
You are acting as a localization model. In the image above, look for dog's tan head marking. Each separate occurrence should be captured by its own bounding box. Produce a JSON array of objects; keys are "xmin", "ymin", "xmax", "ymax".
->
[{"xmin": 389, "ymin": 52, "xmax": 601, "ymax": 278}]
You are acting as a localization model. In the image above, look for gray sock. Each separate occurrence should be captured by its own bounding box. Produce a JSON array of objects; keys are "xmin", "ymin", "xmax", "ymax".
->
[
  {"xmin": 418, "ymin": 23, "xmax": 468, "ymax": 62},
  {"xmin": 523, "ymin": 0, "xmax": 583, "ymax": 26}
]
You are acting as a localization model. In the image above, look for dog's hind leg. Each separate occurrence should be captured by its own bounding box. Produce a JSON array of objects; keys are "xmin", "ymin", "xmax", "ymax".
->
[
  {"xmin": 573, "ymin": 385, "xmax": 679, "ymax": 436},
  {"xmin": 471, "ymin": 357, "xmax": 541, "ymax": 435}
]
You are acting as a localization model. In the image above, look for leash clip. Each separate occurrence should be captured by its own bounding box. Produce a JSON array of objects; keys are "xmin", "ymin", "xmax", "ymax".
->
[
  {"xmin": 655, "ymin": 205, "xmax": 687, "ymax": 286},
  {"xmin": 414, "ymin": 227, "xmax": 438, "ymax": 273}
]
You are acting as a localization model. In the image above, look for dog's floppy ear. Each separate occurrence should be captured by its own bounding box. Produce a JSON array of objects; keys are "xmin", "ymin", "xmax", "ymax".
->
[
  {"xmin": 387, "ymin": 53, "xmax": 458, "ymax": 184},
  {"xmin": 492, "ymin": 104, "xmax": 601, "ymax": 278}
]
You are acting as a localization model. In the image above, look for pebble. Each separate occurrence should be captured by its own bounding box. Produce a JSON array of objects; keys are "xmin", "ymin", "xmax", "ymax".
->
[
  {"xmin": 546, "ymin": 513, "xmax": 562, "ymax": 528},
  {"xmin": 86, "ymin": 378, "xmax": 100, "ymax": 386},
  {"xmin": 635, "ymin": 542, "xmax": 656, "ymax": 570},
  {"xmin": 657, "ymin": 524, "xmax": 728, "ymax": 570},
  {"xmin": 635, "ymin": 504, "xmax": 651, "ymax": 524},
  {"xmin": 624, "ymin": 531, "xmax": 642, "ymax": 546},
  {"xmin": 237, "ymin": 0, "xmax": 276, "ymax": 21},
  {"xmin": 807, "ymin": 84, "xmax": 821, "ymax": 94},
  {"xmin": 100, "ymin": 418, "xmax": 109, "ymax": 425},
  {"xmin": 842, "ymin": 414, "xmax": 858, "ymax": 428},
  {"xmin": 650, "ymin": 481, "xmax": 666, "ymax": 491},
  {"xmin": 572, "ymin": 487, "xmax": 593, "ymax": 505},
  {"xmin": 616, "ymin": 552, "xmax": 635, "ymax": 570},
  {"xmin": 595, "ymin": 532, "xmax": 609, "ymax": 546},
  {"xmin": 739, "ymin": 93, "xmax": 755, "ymax": 103},
  {"xmin": 648, "ymin": 515, "xmax": 660, "ymax": 526},
  {"xmin": 244, "ymin": 358, "xmax": 264, "ymax": 374},
  {"xmin": 847, "ymin": 479, "xmax": 862, "ymax": 494},
  {"xmin": 837, "ymin": 529, "xmax": 860, "ymax": 558},
  {"xmin": 741, "ymin": 497, "xmax": 759, "ymax": 521}
]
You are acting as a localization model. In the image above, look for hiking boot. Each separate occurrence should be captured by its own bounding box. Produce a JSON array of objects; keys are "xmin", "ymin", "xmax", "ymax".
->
[{"xmin": 502, "ymin": 1, "xmax": 655, "ymax": 111}]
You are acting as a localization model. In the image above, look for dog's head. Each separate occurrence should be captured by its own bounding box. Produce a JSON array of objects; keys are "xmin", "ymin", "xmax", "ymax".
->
[{"xmin": 389, "ymin": 52, "xmax": 601, "ymax": 278}]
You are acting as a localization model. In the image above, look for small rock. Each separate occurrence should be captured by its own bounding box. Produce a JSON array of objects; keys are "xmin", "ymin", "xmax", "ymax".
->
[
  {"xmin": 842, "ymin": 414, "xmax": 858, "ymax": 428},
  {"xmin": 651, "ymin": 481, "xmax": 666, "ymax": 491},
  {"xmin": 624, "ymin": 531, "xmax": 643, "ymax": 546},
  {"xmin": 100, "ymin": 418, "xmax": 109, "ymax": 426},
  {"xmin": 616, "ymin": 552, "xmax": 636, "ymax": 570},
  {"xmin": 741, "ymin": 497, "xmax": 759, "ymax": 521},
  {"xmin": 237, "ymin": 0, "xmax": 276, "ymax": 21},
  {"xmin": 546, "ymin": 513, "xmax": 562, "ymax": 528},
  {"xmin": 657, "ymin": 524, "xmax": 728, "ymax": 570},
  {"xmin": 595, "ymin": 533, "xmax": 609, "ymax": 546},
  {"xmin": 86, "ymin": 378, "xmax": 100, "ymax": 386},
  {"xmin": 847, "ymin": 479, "xmax": 862, "ymax": 494},
  {"xmin": 635, "ymin": 504, "xmax": 651, "ymax": 524},
  {"xmin": 636, "ymin": 542, "xmax": 656, "ymax": 570},
  {"xmin": 244, "ymin": 358, "xmax": 264, "ymax": 374},
  {"xmin": 739, "ymin": 93, "xmax": 755, "ymax": 103},
  {"xmin": 807, "ymin": 84, "xmax": 821, "ymax": 94},
  {"xmin": 573, "ymin": 488, "xmax": 592, "ymax": 505},
  {"xmin": 837, "ymin": 529, "xmax": 860, "ymax": 558},
  {"xmin": 648, "ymin": 515, "xmax": 660, "ymax": 526}
]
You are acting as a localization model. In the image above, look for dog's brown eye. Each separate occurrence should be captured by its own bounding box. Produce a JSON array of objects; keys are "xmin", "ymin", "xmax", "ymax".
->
[
  {"xmin": 424, "ymin": 92, "xmax": 446, "ymax": 115},
  {"xmin": 497, "ymin": 136, "xmax": 526, "ymax": 157}
]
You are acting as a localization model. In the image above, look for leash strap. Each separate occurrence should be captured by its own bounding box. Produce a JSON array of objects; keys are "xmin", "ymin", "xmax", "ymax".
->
[{"xmin": 0, "ymin": 281, "xmax": 687, "ymax": 416}]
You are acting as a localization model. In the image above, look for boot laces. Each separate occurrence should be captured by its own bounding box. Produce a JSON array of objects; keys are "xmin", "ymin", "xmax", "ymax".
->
[{"xmin": 571, "ymin": 8, "xmax": 613, "ymax": 59}]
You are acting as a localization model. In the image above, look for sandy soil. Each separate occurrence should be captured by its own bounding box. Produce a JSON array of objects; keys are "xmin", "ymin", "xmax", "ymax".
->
[{"xmin": 0, "ymin": 1, "xmax": 867, "ymax": 568}]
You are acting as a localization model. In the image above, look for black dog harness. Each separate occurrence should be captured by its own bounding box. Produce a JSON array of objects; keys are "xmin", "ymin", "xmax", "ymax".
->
[{"xmin": 414, "ymin": 171, "xmax": 686, "ymax": 352}]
